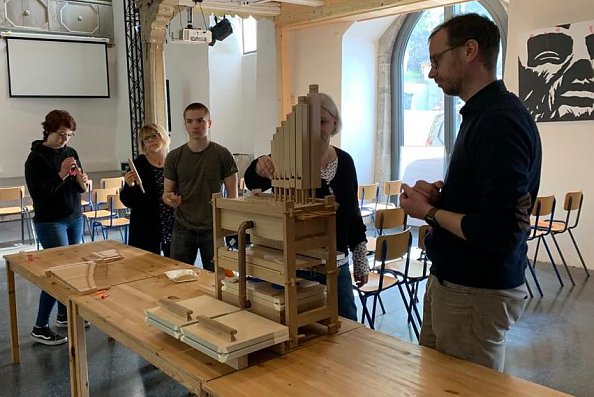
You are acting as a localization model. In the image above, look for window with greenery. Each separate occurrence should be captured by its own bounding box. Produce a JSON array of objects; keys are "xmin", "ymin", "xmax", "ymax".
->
[{"xmin": 392, "ymin": 1, "xmax": 507, "ymax": 186}]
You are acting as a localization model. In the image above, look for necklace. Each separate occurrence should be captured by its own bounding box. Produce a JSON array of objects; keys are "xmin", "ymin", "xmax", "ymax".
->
[{"xmin": 147, "ymin": 154, "xmax": 165, "ymax": 168}]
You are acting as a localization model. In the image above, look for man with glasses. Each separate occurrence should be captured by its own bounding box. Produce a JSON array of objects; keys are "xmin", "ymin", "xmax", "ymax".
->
[
  {"xmin": 400, "ymin": 13, "xmax": 542, "ymax": 371},
  {"xmin": 163, "ymin": 103, "xmax": 238, "ymax": 271}
]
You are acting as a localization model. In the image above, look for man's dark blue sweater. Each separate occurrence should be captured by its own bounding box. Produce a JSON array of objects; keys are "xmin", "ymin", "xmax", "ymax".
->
[{"xmin": 426, "ymin": 80, "xmax": 542, "ymax": 289}]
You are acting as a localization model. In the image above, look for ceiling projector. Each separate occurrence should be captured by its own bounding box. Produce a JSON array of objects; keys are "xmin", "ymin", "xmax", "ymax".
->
[{"xmin": 180, "ymin": 28, "xmax": 212, "ymax": 44}]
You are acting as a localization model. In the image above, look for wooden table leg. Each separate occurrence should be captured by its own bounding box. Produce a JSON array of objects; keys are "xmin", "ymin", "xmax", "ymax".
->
[
  {"xmin": 67, "ymin": 300, "xmax": 89, "ymax": 397},
  {"xmin": 6, "ymin": 261, "xmax": 20, "ymax": 364}
]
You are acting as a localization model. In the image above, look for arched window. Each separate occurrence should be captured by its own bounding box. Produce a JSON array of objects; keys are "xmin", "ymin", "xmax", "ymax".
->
[{"xmin": 391, "ymin": 1, "xmax": 507, "ymax": 186}]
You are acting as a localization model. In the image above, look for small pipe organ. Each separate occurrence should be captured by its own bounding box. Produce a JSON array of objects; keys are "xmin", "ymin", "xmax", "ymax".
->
[{"xmin": 212, "ymin": 85, "xmax": 340, "ymax": 350}]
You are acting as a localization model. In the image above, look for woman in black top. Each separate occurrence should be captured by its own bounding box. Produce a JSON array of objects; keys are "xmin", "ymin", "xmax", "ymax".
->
[
  {"xmin": 25, "ymin": 110, "xmax": 89, "ymax": 345},
  {"xmin": 120, "ymin": 123, "xmax": 174, "ymax": 256},
  {"xmin": 244, "ymin": 93, "xmax": 368, "ymax": 321}
]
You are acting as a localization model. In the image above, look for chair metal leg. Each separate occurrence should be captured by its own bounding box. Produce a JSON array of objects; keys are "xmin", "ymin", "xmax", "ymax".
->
[
  {"xmin": 525, "ymin": 276, "xmax": 534, "ymax": 298},
  {"xmin": 526, "ymin": 257, "xmax": 543, "ymax": 297},
  {"xmin": 20, "ymin": 211, "xmax": 25, "ymax": 244},
  {"xmin": 370, "ymin": 294, "xmax": 380, "ymax": 329},
  {"xmin": 378, "ymin": 294, "xmax": 387, "ymax": 315},
  {"xmin": 357, "ymin": 291, "xmax": 373, "ymax": 328},
  {"xmin": 541, "ymin": 237, "xmax": 564, "ymax": 287},
  {"xmin": 550, "ymin": 234, "xmax": 575, "ymax": 286},
  {"xmin": 533, "ymin": 236, "xmax": 542, "ymax": 266},
  {"xmin": 568, "ymin": 230, "xmax": 590, "ymax": 277},
  {"xmin": 397, "ymin": 283, "xmax": 419, "ymax": 340}
]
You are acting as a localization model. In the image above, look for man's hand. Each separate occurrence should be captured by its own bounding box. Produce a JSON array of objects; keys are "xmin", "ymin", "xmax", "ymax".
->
[
  {"xmin": 162, "ymin": 191, "xmax": 182, "ymax": 208},
  {"xmin": 255, "ymin": 155, "xmax": 275, "ymax": 179},
  {"xmin": 411, "ymin": 180, "xmax": 443, "ymax": 206},
  {"xmin": 400, "ymin": 183, "xmax": 434, "ymax": 220}
]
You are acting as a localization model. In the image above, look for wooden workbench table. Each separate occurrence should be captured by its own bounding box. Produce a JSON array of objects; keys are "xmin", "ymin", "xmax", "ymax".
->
[
  {"xmin": 72, "ymin": 270, "xmax": 362, "ymax": 396},
  {"xmin": 3, "ymin": 240, "xmax": 194, "ymax": 396},
  {"xmin": 203, "ymin": 326, "xmax": 569, "ymax": 397}
]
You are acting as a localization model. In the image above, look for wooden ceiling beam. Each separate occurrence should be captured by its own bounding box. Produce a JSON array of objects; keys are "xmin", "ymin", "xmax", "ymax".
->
[{"xmin": 276, "ymin": 0, "xmax": 467, "ymax": 28}]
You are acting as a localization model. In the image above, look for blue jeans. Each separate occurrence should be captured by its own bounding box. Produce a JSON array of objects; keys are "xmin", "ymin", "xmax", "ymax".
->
[
  {"xmin": 33, "ymin": 215, "xmax": 83, "ymax": 327},
  {"xmin": 297, "ymin": 265, "xmax": 358, "ymax": 321},
  {"xmin": 170, "ymin": 220, "xmax": 214, "ymax": 271}
]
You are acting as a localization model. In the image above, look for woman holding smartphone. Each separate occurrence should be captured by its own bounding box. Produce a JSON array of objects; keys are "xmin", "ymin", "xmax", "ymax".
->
[{"xmin": 25, "ymin": 109, "xmax": 88, "ymax": 345}]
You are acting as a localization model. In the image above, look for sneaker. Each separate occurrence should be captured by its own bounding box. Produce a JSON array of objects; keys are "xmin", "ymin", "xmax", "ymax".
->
[
  {"xmin": 56, "ymin": 316, "xmax": 90, "ymax": 328},
  {"xmin": 31, "ymin": 326, "xmax": 67, "ymax": 346}
]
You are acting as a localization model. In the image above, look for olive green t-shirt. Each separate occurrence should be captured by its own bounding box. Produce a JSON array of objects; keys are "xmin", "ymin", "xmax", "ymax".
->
[{"xmin": 164, "ymin": 142, "xmax": 238, "ymax": 230}]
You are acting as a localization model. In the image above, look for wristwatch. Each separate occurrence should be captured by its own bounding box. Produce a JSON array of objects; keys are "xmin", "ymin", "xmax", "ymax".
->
[{"xmin": 424, "ymin": 207, "xmax": 440, "ymax": 228}]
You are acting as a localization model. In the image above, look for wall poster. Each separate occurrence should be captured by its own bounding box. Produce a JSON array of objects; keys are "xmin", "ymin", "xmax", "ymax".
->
[{"xmin": 518, "ymin": 20, "xmax": 594, "ymax": 122}]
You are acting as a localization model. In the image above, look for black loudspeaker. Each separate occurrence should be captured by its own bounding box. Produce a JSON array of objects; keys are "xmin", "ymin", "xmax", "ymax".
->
[{"xmin": 209, "ymin": 18, "xmax": 233, "ymax": 46}]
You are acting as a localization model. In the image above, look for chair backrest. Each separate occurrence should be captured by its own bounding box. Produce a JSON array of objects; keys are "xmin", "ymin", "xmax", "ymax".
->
[
  {"xmin": 564, "ymin": 191, "xmax": 583, "ymax": 229},
  {"xmin": 417, "ymin": 225, "xmax": 431, "ymax": 251},
  {"xmin": 375, "ymin": 228, "xmax": 412, "ymax": 263},
  {"xmin": 375, "ymin": 208, "xmax": 407, "ymax": 235},
  {"xmin": 100, "ymin": 177, "xmax": 125, "ymax": 189},
  {"xmin": 92, "ymin": 188, "xmax": 119, "ymax": 211},
  {"xmin": 0, "ymin": 186, "xmax": 24, "ymax": 202},
  {"xmin": 382, "ymin": 180, "xmax": 402, "ymax": 206},
  {"xmin": 81, "ymin": 180, "xmax": 93, "ymax": 207},
  {"xmin": 108, "ymin": 194, "xmax": 127, "ymax": 212},
  {"xmin": 358, "ymin": 183, "xmax": 379, "ymax": 207},
  {"xmin": 530, "ymin": 195, "xmax": 556, "ymax": 239}
]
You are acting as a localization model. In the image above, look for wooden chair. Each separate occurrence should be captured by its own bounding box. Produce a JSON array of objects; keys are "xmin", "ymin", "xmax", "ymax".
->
[
  {"xmin": 82, "ymin": 188, "xmax": 119, "ymax": 241},
  {"xmin": 357, "ymin": 183, "xmax": 379, "ymax": 223},
  {"xmin": 98, "ymin": 194, "xmax": 130, "ymax": 243},
  {"xmin": 537, "ymin": 191, "xmax": 589, "ymax": 278},
  {"xmin": 355, "ymin": 228, "xmax": 418, "ymax": 336},
  {"xmin": 374, "ymin": 180, "xmax": 402, "ymax": 211},
  {"xmin": 99, "ymin": 176, "xmax": 125, "ymax": 189},
  {"xmin": 366, "ymin": 208, "xmax": 407, "ymax": 253},
  {"xmin": 80, "ymin": 179, "xmax": 93, "ymax": 212},
  {"xmin": 526, "ymin": 195, "xmax": 565, "ymax": 298},
  {"xmin": 0, "ymin": 186, "xmax": 34, "ymax": 244},
  {"xmin": 382, "ymin": 225, "xmax": 431, "ymax": 336}
]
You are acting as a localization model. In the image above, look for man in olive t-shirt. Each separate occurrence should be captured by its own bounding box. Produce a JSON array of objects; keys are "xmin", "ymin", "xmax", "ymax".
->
[{"xmin": 163, "ymin": 102, "xmax": 238, "ymax": 271}]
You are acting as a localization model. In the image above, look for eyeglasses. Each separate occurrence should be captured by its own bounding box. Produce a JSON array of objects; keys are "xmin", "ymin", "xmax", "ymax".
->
[
  {"xmin": 58, "ymin": 132, "xmax": 75, "ymax": 139},
  {"xmin": 141, "ymin": 133, "xmax": 159, "ymax": 143},
  {"xmin": 429, "ymin": 44, "xmax": 462, "ymax": 70}
]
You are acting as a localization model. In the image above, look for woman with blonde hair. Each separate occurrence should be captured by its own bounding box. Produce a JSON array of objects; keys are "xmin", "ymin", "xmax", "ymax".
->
[
  {"xmin": 120, "ymin": 123, "xmax": 174, "ymax": 256},
  {"xmin": 244, "ymin": 93, "xmax": 368, "ymax": 321}
]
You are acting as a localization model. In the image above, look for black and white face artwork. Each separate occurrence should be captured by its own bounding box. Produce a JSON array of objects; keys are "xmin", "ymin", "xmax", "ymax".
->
[{"xmin": 518, "ymin": 20, "xmax": 594, "ymax": 122}]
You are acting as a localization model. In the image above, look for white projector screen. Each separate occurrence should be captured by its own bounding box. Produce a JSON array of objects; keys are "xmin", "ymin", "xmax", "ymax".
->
[{"xmin": 6, "ymin": 38, "xmax": 109, "ymax": 98}]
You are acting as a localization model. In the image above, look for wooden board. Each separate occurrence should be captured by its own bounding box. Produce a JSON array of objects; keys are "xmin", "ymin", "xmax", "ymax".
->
[
  {"xmin": 181, "ymin": 310, "xmax": 289, "ymax": 359},
  {"xmin": 46, "ymin": 261, "xmax": 110, "ymax": 294},
  {"xmin": 203, "ymin": 326, "xmax": 570, "ymax": 397},
  {"xmin": 222, "ymin": 278, "xmax": 325, "ymax": 311},
  {"xmin": 145, "ymin": 295, "xmax": 241, "ymax": 337}
]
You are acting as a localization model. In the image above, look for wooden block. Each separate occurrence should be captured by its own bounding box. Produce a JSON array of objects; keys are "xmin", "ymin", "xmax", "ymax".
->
[
  {"xmin": 196, "ymin": 315, "xmax": 238, "ymax": 342},
  {"xmin": 159, "ymin": 297, "xmax": 193, "ymax": 321}
]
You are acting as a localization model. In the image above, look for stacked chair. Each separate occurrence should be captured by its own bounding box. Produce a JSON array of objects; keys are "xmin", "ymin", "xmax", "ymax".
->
[{"xmin": 97, "ymin": 193, "xmax": 130, "ymax": 243}]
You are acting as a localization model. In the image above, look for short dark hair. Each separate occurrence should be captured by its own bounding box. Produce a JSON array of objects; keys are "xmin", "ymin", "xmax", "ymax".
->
[
  {"xmin": 429, "ymin": 13, "xmax": 500, "ymax": 70},
  {"xmin": 183, "ymin": 102, "xmax": 210, "ymax": 119},
  {"xmin": 42, "ymin": 110, "xmax": 76, "ymax": 140}
]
